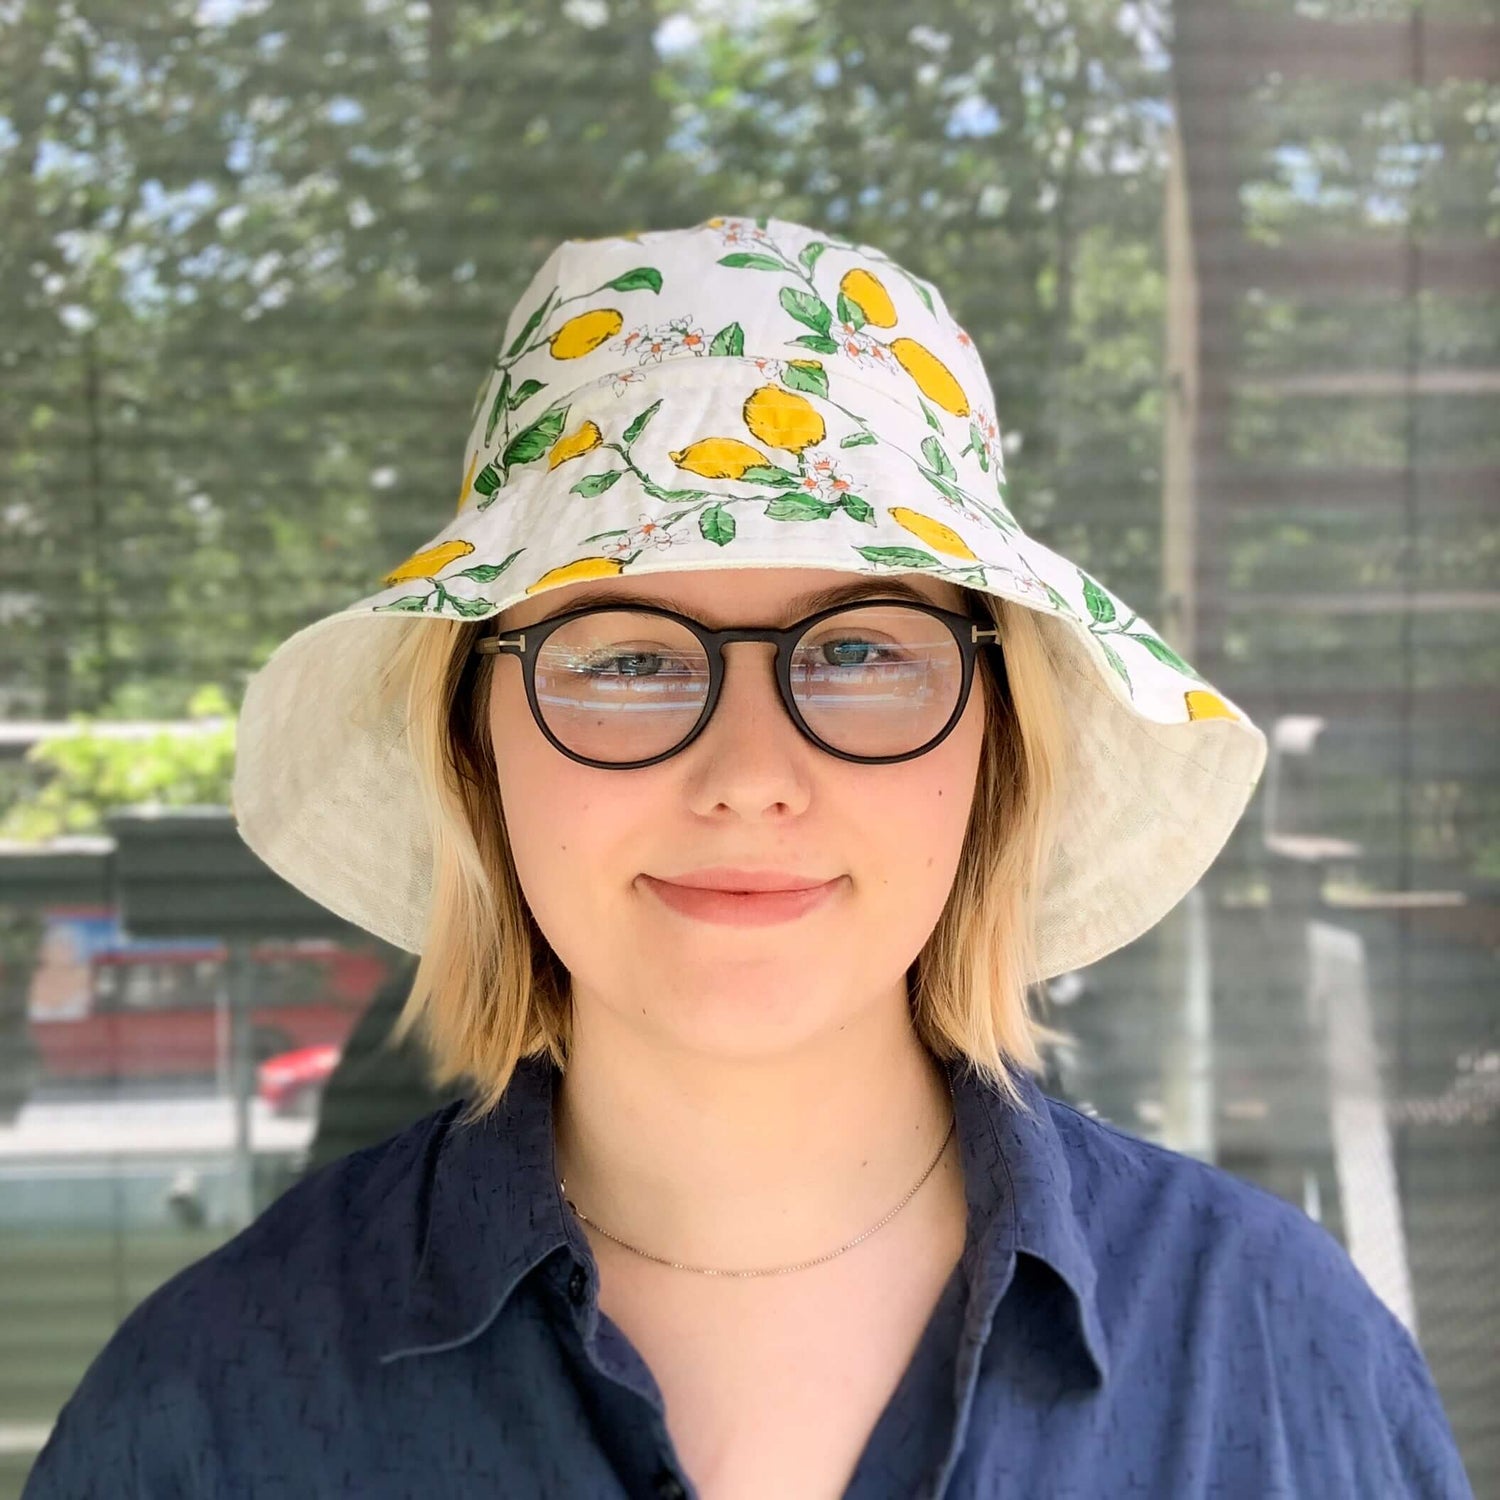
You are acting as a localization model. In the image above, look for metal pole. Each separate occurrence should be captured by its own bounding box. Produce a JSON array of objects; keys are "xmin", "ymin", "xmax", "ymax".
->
[{"xmin": 226, "ymin": 940, "xmax": 255, "ymax": 1228}]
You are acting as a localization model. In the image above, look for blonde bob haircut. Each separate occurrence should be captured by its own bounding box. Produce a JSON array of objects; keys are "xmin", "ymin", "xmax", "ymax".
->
[{"xmin": 378, "ymin": 585, "xmax": 1077, "ymax": 1129}]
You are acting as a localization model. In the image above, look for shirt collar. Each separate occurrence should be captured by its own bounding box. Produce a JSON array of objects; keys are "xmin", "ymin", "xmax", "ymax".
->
[{"xmin": 377, "ymin": 1049, "xmax": 1110, "ymax": 1388}]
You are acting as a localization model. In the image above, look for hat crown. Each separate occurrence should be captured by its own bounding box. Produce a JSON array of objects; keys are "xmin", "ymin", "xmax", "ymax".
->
[
  {"xmin": 465, "ymin": 215, "xmax": 1004, "ymax": 508},
  {"xmin": 234, "ymin": 213, "xmax": 1269, "ymax": 979}
]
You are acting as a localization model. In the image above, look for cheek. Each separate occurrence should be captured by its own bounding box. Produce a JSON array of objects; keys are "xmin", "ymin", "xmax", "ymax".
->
[
  {"xmin": 854, "ymin": 702, "xmax": 985, "ymax": 899},
  {"xmin": 487, "ymin": 669, "xmax": 636, "ymax": 911}
]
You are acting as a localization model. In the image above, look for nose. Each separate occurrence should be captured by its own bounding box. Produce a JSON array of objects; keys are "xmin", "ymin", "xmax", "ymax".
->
[
  {"xmin": 676, "ymin": 639, "xmax": 816, "ymax": 812},
  {"xmin": 711, "ymin": 639, "xmax": 795, "ymax": 737}
]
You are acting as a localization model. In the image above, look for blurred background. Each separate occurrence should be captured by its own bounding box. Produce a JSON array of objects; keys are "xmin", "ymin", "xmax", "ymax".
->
[{"xmin": 1, "ymin": 0, "xmax": 1496, "ymax": 1492}]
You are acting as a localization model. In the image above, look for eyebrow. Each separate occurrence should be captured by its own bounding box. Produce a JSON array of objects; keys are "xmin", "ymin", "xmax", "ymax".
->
[{"xmin": 530, "ymin": 575, "xmax": 942, "ymax": 627}]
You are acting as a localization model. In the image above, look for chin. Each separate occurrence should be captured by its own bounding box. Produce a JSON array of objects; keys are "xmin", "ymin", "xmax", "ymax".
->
[{"xmin": 652, "ymin": 972, "xmax": 854, "ymax": 1039}]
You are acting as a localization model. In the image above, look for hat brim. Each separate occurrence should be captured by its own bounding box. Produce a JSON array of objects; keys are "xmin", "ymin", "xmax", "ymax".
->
[{"xmin": 235, "ymin": 350, "xmax": 1266, "ymax": 977}]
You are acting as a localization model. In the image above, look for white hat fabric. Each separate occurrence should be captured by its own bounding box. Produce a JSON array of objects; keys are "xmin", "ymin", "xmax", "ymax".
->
[{"xmin": 231, "ymin": 214, "xmax": 1266, "ymax": 979}]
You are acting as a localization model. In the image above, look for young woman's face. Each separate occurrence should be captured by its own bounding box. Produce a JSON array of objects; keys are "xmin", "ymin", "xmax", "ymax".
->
[{"xmin": 487, "ymin": 566, "xmax": 989, "ymax": 1059}]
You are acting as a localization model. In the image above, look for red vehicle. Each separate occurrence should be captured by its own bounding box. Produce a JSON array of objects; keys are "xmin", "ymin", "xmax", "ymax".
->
[
  {"xmin": 258, "ymin": 1044, "xmax": 343, "ymax": 1116},
  {"xmin": 27, "ymin": 904, "xmax": 387, "ymax": 1083}
]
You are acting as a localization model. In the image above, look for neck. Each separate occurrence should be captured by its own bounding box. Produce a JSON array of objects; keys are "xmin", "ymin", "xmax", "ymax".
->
[{"xmin": 551, "ymin": 988, "xmax": 959, "ymax": 1272}]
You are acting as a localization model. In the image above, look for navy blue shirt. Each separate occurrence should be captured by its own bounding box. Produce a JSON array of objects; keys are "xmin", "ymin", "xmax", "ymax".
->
[{"xmin": 24, "ymin": 1050, "xmax": 1473, "ymax": 1498}]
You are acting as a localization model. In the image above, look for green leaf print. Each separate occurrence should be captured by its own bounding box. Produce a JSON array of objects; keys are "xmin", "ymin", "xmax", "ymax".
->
[
  {"xmin": 504, "ymin": 292, "xmax": 553, "ymax": 358},
  {"xmin": 437, "ymin": 592, "xmax": 491, "ymax": 618},
  {"xmin": 855, "ymin": 545, "xmax": 943, "ymax": 571},
  {"xmin": 709, "ymin": 322, "xmax": 745, "ymax": 356},
  {"xmin": 570, "ymin": 470, "xmax": 623, "ymax": 498},
  {"xmin": 739, "ymin": 464, "xmax": 802, "ymax": 489},
  {"xmin": 1132, "ymin": 632, "xmax": 1199, "ymax": 677},
  {"xmin": 472, "ymin": 461, "xmax": 502, "ymax": 496},
  {"xmin": 968, "ymin": 421, "xmax": 989, "ymax": 472},
  {"xmin": 621, "ymin": 398, "xmax": 663, "ymax": 447},
  {"xmin": 791, "ymin": 333, "xmax": 840, "ymax": 355},
  {"xmin": 766, "ymin": 494, "xmax": 837, "ymax": 521},
  {"xmin": 604, "ymin": 266, "xmax": 663, "ymax": 294},
  {"xmin": 453, "ymin": 550, "xmax": 524, "ymax": 583},
  {"xmin": 840, "ymin": 431, "xmax": 877, "ymax": 448},
  {"xmin": 501, "ymin": 406, "xmax": 568, "ymax": 471},
  {"xmin": 484, "ymin": 370, "xmax": 512, "ymax": 445},
  {"xmin": 918, "ymin": 398, "xmax": 942, "ymax": 432},
  {"xmin": 1082, "ymin": 576, "xmax": 1116, "ymax": 625},
  {"xmin": 916, "ymin": 467, "xmax": 967, "ymax": 505},
  {"xmin": 838, "ymin": 494, "xmax": 875, "ymax": 524},
  {"xmin": 718, "ymin": 252, "xmax": 783, "ymax": 271},
  {"xmin": 799, "ymin": 241, "xmax": 828, "ymax": 274},
  {"xmin": 779, "ymin": 286, "xmax": 832, "ymax": 335},
  {"xmin": 1099, "ymin": 641, "xmax": 1131, "ymax": 689},
  {"xmin": 374, "ymin": 594, "xmax": 430, "ymax": 613},
  {"xmin": 508, "ymin": 378, "xmax": 545, "ymax": 410},
  {"xmin": 700, "ymin": 505, "xmax": 736, "ymax": 545},
  {"xmin": 921, "ymin": 436, "xmax": 956, "ymax": 479},
  {"xmin": 836, "ymin": 292, "xmax": 865, "ymax": 330},
  {"xmin": 781, "ymin": 360, "xmax": 829, "ymax": 399},
  {"xmin": 1042, "ymin": 582, "xmax": 1074, "ymax": 616}
]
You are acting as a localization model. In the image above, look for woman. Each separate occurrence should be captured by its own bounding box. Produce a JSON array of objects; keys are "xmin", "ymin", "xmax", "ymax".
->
[{"xmin": 25, "ymin": 216, "xmax": 1472, "ymax": 1499}]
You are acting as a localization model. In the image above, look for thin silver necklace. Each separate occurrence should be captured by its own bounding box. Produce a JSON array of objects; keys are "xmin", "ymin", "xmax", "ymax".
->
[{"xmin": 558, "ymin": 1108, "xmax": 956, "ymax": 1278}]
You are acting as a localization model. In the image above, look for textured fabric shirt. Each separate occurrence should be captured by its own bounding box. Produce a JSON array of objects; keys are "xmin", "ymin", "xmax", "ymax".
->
[{"xmin": 24, "ymin": 1049, "xmax": 1474, "ymax": 1499}]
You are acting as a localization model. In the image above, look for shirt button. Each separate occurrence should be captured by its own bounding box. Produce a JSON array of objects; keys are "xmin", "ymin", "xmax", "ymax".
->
[
  {"xmin": 567, "ymin": 1265, "xmax": 589, "ymax": 1306},
  {"xmin": 653, "ymin": 1470, "xmax": 688, "ymax": 1500}
]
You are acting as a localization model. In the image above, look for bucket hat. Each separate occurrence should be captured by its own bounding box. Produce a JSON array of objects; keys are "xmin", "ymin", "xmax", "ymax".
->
[{"xmin": 230, "ymin": 214, "xmax": 1266, "ymax": 979}]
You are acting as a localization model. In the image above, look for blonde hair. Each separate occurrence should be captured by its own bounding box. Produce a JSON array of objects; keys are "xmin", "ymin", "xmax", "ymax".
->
[{"xmin": 380, "ymin": 587, "xmax": 1076, "ymax": 1127}]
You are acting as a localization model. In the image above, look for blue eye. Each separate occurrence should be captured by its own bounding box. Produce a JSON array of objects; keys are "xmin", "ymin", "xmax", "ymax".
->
[
  {"xmin": 813, "ymin": 637, "xmax": 903, "ymax": 669},
  {"xmin": 573, "ymin": 646, "xmax": 704, "ymax": 679},
  {"xmin": 597, "ymin": 652, "xmax": 660, "ymax": 677}
]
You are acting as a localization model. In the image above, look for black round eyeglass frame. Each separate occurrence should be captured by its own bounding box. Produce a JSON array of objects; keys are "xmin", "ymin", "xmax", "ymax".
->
[{"xmin": 471, "ymin": 596, "xmax": 1009, "ymax": 770}]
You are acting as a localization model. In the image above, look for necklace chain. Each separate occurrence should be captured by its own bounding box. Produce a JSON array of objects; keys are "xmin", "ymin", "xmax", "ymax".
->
[{"xmin": 558, "ymin": 1109, "xmax": 956, "ymax": 1278}]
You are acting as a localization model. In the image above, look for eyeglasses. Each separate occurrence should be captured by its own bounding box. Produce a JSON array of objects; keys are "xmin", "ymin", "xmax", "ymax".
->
[{"xmin": 472, "ymin": 597, "xmax": 1007, "ymax": 769}]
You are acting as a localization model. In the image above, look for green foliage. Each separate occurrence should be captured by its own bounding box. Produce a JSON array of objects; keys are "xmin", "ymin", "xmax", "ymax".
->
[
  {"xmin": 0, "ymin": 0, "xmax": 1494, "ymax": 887},
  {"xmin": 0, "ymin": 687, "xmax": 236, "ymax": 843}
]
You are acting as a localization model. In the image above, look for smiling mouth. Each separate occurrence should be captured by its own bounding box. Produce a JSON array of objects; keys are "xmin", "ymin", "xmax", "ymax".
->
[
  {"xmin": 638, "ymin": 874, "xmax": 844, "ymax": 927},
  {"xmin": 650, "ymin": 869, "xmax": 838, "ymax": 894}
]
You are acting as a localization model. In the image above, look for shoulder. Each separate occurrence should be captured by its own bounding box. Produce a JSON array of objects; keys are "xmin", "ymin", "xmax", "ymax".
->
[
  {"xmin": 22, "ymin": 1102, "xmax": 462, "ymax": 1499},
  {"xmin": 1038, "ymin": 1093, "xmax": 1474, "ymax": 1496},
  {"xmin": 1039, "ymin": 1090, "xmax": 1339, "ymax": 1277}
]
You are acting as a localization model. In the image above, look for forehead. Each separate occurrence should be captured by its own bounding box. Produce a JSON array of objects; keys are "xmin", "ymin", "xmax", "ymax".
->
[{"xmin": 499, "ymin": 568, "xmax": 970, "ymax": 630}]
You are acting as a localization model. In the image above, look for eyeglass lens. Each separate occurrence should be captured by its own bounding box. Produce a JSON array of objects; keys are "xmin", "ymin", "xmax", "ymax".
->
[{"xmin": 531, "ymin": 604, "xmax": 964, "ymax": 763}]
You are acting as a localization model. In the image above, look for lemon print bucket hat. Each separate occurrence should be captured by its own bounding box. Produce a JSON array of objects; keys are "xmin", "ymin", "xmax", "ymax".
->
[{"xmin": 230, "ymin": 214, "xmax": 1267, "ymax": 979}]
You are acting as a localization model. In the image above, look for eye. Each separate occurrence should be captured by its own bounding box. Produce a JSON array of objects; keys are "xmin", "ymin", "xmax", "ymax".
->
[
  {"xmin": 814, "ymin": 637, "xmax": 904, "ymax": 668},
  {"xmin": 583, "ymin": 650, "xmax": 663, "ymax": 678},
  {"xmin": 574, "ymin": 644, "xmax": 702, "ymax": 679}
]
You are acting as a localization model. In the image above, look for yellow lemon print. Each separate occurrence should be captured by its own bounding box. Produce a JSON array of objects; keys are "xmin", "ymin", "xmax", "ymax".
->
[
  {"xmin": 549, "ymin": 309, "xmax": 623, "ymax": 360},
  {"xmin": 383, "ymin": 539, "xmax": 475, "ymax": 586},
  {"xmin": 524, "ymin": 556, "xmax": 626, "ymax": 595},
  {"xmin": 548, "ymin": 421, "xmax": 603, "ymax": 469},
  {"xmin": 889, "ymin": 507, "xmax": 977, "ymax": 560},
  {"xmin": 890, "ymin": 338, "xmax": 970, "ymax": 417},
  {"xmin": 668, "ymin": 437, "xmax": 772, "ymax": 479},
  {"xmin": 742, "ymin": 385, "xmax": 826, "ymax": 454},
  {"xmin": 455, "ymin": 450, "xmax": 480, "ymax": 513},
  {"xmin": 839, "ymin": 268, "xmax": 897, "ymax": 327},
  {"xmin": 1185, "ymin": 689, "xmax": 1237, "ymax": 722}
]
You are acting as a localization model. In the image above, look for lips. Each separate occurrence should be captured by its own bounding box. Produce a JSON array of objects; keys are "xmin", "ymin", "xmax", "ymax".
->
[
  {"xmin": 640, "ymin": 872, "xmax": 843, "ymax": 927},
  {"xmin": 653, "ymin": 868, "xmax": 835, "ymax": 893}
]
